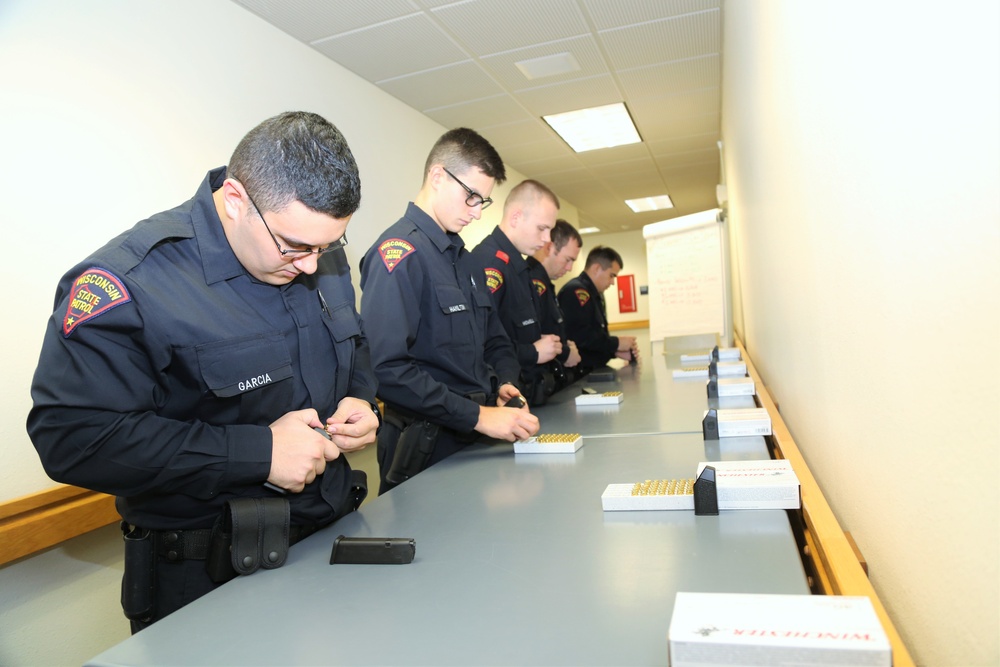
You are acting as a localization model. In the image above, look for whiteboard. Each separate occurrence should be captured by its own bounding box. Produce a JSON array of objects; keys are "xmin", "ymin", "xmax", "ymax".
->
[{"xmin": 644, "ymin": 209, "xmax": 730, "ymax": 343}]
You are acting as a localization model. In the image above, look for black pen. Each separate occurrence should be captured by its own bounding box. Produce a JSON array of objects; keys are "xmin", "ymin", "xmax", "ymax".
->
[{"xmin": 318, "ymin": 289, "xmax": 331, "ymax": 318}]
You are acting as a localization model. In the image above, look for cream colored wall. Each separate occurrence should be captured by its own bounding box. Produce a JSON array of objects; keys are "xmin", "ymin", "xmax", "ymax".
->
[
  {"xmin": 723, "ymin": 2, "xmax": 999, "ymax": 665},
  {"xmin": 0, "ymin": 1, "xmax": 531, "ymax": 663}
]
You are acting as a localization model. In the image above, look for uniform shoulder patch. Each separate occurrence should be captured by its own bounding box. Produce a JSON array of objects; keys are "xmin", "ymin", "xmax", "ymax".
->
[
  {"xmin": 378, "ymin": 238, "xmax": 415, "ymax": 273},
  {"xmin": 484, "ymin": 267, "xmax": 504, "ymax": 293},
  {"xmin": 574, "ymin": 288, "xmax": 591, "ymax": 307},
  {"xmin": 63, "ymin": 268, "xmax": 132, "ymax": 337},
  {"xmin": 495, "ymin": 250, "xmax": 509, "ymax": 264},
  {"xmin": 532, "ymin": 278, "xmax": 547, "ymax": 296}
]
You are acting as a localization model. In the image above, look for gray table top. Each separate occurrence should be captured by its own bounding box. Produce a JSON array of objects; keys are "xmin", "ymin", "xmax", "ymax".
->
[
  {"xmin": 88, "ymin": 432, "xmax": 808, "ymax": 667},
  {"xmin": 535, "ymin": 351, "xmax": 755, "ymax": 438}
]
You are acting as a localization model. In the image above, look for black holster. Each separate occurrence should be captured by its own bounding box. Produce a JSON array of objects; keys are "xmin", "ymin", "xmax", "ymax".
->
[
  {"xmin": 385, "ymin": 416, "xmax": 440, "ymax": 487},
  {"xmin": 206, "ymin": 497, "xmax": 290, "ymax": 584},
  {"xmin": 121, "ymin": 521, "xmax": 155, "ymax": 622}
]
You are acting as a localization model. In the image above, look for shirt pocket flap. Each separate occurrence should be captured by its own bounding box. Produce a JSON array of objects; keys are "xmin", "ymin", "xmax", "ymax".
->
[
  {"xmin": 435, "ymin": 284, "xmax": 469, "ymax": 315},
  {"xmin": 197, "ymin": 333, "xmax": 293, "ymax": 398},
  {"xmin": 325, "ymin": 303, "xmax": 362, "ymax": 342}
]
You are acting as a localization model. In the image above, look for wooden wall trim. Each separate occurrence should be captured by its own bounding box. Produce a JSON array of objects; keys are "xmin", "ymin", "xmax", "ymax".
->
[
  {"xmin": 608, "ymin": 319, "xmax": 649, "ymax": 331},
  {"xmin": 0, "ymin": 485, "xmax": 119, "ymax": 567},
  {"xmin": 735, "ymin": 336, "xmax": 914, "ymax": 666}
]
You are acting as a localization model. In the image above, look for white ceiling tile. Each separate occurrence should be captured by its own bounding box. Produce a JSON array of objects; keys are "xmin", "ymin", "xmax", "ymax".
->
[
  {"xmin": 514, "ymin": 153, "xmax": 586, "ymax": 177},
  {"xmin": 480, "ymin": 35, "xmax": 608, "ymax": 90},
  {"xmin": 582, "ymin": 0, "xmax": 722, "ymax": 30},
  {"xmin": 517, "ymin": 74, "xmax": 622, "ymax": 116},
  {"xmin": 648, "ymin": 132, "xmax": 720, "ymax": 156},
  {"xmin": 423, "ymin": 95, "xmax": 534, "ymax": 129},
  {"xmin": 231, "ymin": 0, "xmax": 420, "ymax": 42},
  {"xmin": 498, "ymin": 137, "xmax": 572, "ymax": 164},
  {"xmin": 617, "ymin": 54, "xmax": 720, "ymax": 100},
  {"xmin": 378, "ymin": 61, "xmax": 504, "ymax": 110},
  {"xmin": 312, "ymin": 13, "xmax": 466, "ymax": 81},
  {"xmin": 599, "ymin": 9, "xmax": 721, "ymax": 70},
  {"xmin": 575, "ymin": 143, "xmax": 652, "ymax": 167},
  {"xmin": 432, "ymin": 0, "xmax": 589, "ymax": 56},
  {"xmin": 478, "ymin": 119, "xmax": 559, "ymax": 148}
]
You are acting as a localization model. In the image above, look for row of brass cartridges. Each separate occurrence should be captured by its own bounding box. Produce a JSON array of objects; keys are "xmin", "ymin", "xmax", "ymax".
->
[
  {"xmin": 631, "ymin": 479, "xmax": 695, "ymax": 496},
  {"xmin": 535, "ymin": 433, "xmax": 582, "ymax": 443}
]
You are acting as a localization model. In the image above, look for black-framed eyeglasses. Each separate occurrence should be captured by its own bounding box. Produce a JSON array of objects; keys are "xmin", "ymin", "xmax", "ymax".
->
[
  {"xmin": 244, "ymin": 187, "xmax": 347, "ymax": 257},
  {"xmin": 443, "ymin": 168, "xmax": 493, "ymax": 210}
]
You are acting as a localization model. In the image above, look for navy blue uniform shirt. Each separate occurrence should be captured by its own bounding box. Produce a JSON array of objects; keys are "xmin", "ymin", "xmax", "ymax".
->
[
  {"xmin": 469, "ymin": 226, "xmax": 541, "ymax": 371},
  {"xmin": 557, "ymin": 271, "xmax": 619, "ymax": 369},
  {"xmin": 526, "ymin": 255, "xmax": 571, "ymax": 366},
  {"xmin": 359, "ymin": 203, "xmax": 520, "ymax": 432},
  {"xmin": 27, "ymin": 168, "xmax": 376, "ymax": 530}
]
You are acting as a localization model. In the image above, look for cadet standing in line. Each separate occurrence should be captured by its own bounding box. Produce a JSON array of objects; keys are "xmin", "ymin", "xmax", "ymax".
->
[
  {"xmin": 27, "ymin": 112, "xmax": 380, "ymax": 631},
  {"xmin": 526, "ymin": 219, "xmax": 583, "ymax": 389},
  {"xmin": 558, "ymin": 245, "xmax": 640, "ymax": 374},
  {"xmin": 360, "ymin": 128, "xmax": 539, "ymax": 494},
  {"xmin": 469, "ymin": 180, "xmax": 562, "ymax": 405}
]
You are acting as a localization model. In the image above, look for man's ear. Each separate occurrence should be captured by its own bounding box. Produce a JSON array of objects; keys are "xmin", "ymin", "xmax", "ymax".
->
[
  {"xmin": 427, "ymin": 164, "xmax": 446, "ymax": 191},
  {"xmin": 220, "ymin": 178, "xmax": 248, "ymax": 222}
]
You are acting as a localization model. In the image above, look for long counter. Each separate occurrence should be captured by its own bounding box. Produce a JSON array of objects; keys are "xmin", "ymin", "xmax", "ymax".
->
[{"xmin": 86, "ymin": 339, "xmax": 810, "ymax": 666}]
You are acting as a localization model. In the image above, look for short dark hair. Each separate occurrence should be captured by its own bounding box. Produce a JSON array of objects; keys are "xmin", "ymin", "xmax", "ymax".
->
[
  {"xmin": 228, "ymin": 111, "xmax": 361, "ymax": 218},
  {"xmin": 550, "ymin": 219, "xmax": 582, "ymax": 252},
  {"xmin": 424, "ymin": 128, "xmax": 506, "ymax": 184},
  {"xmin": 585, "ymin": 245, "xmax": 623, "ymax": 270}
]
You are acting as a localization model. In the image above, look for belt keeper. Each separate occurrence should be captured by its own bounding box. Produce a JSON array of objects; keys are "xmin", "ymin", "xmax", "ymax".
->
[{"xmin": 227, "ymin": 497, "xmax": 290, "ymax": 576}]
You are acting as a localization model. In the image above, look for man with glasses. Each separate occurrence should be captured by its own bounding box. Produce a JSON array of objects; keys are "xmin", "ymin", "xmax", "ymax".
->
[
  {"xmin": 469, "ymin": 180, "xmax": 562, "ymax": 405},
  {"xmin": 27, "ymin": 112, "xmax": 380, "ymax": 630},
  {"xmin": 360, "ymin": 128, "xmax": 539, "ymax": 494}
]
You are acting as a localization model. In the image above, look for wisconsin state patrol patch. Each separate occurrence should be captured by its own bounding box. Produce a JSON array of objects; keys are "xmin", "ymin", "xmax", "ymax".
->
[
  {"xmin": 495, "ymin": 250, "xmax": 509, "ymax": 264},
  {"xmin": 63, "ymin": 268, "xmax": 132, "ymax": 337},
  {"xmin": 485, "ymin": 267, "xmax": 504, "ymax": 293},
  {"xmin": 532, "ymin": 279, "xmax": 547, "ymax": 296},
  {"xmin": 574, "ymin": 288, "xmax": 591, "ymax": 307},
  {"xmin": 378, "ymin": 238, "xmax": 415, "ymax": 273}
]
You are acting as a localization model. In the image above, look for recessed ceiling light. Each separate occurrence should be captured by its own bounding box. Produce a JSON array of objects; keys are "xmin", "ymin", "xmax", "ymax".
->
[
  {"xmin": 578, "ymin": 226, "xmax": 601, "ymax": 234},
  {"xmin": 625, "ymin": 195, "xmax": 674, "ymax": 213},
  {"xmin": 543, "ymin": 103, "xmax": 641, "ymax": 153},
  {"xmin": 515, "ymin": 52, "xmax": 580, "ymax": 80}
]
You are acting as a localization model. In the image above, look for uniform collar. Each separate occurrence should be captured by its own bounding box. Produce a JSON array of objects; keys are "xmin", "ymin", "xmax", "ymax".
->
[
  {"xmin": 490, "ymin": 226, "xmax": 528, "ymax": 272},
  {"xmin": 195, "ymin": 166, "xmax": 248, "ymax": 285},
  {"xmin": 406, "ymin": 201, "xmax": 464, "ymax": 255},
  {"xmin": 577, "ymin": 270, "xmax": 599, "ymax": 293},
  {"xmin": 526, "ymin": 255, "xmax": 553, "ymax": 286}
]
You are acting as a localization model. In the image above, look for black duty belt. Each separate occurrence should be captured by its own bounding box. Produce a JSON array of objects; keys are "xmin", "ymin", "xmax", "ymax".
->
[{"xmin": 152, "ymin": 523, "xmax": 319, "ymax": 563}]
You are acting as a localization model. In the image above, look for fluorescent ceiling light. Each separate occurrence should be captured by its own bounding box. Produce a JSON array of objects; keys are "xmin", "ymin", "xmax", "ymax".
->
[
  {"xmin": 578, "ymin": 226, "xmax": 601, "ymax": 234},
  {"xmin": 625, "ymin": 195, "xmax": 674, "ymax": 213},
  {"xmin": 543, "ymin": 103, "xmax": 641, "ymax": 153},
  {"xmin": 515, "ymin": 52, "xmax": 580, "ymax": 80}
]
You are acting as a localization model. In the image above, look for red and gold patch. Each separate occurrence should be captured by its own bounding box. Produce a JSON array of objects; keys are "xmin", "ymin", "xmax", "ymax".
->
[
  {"xmin": 532, "ymin": 279, "xmax": 547, "ymax": 296},
  {"xmin": 378, "ymin": 238, "xmax": 415, "ymax": 273},
  {"xmin": 63, "ymin": 268, "xmax": 132, "ymax": 337},
  {"xmin": 574, "ymin": 288, "xmax": 591, "ymax": 307},
  {"xmin": 485, "ymin": 267, "xmax": 504, "ymax": 293},
  {"xmin": 495, "ymin": 250, "xmax": 509, "ymax": 264}
]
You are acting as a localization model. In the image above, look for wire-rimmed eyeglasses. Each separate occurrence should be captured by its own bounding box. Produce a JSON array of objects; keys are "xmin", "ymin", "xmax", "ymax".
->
[{"xmin": 244, "ymin": 187, "xmax": 347, "ymax": 257}]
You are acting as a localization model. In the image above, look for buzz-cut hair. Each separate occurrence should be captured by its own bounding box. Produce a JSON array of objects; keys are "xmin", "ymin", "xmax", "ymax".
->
[
  {"xmin": 424, "ymin": 127, "xmax": 506, "ymax": 184},
  {"xmin": 550, "ymin": 219, "xmax": 582, "ymax": 252},
  {"xmin": 585, "ymin": 245, "xmax": 623, "ymax": 270},
  {"xmin": 503, "ymin": 179, "xmax": 560, "ymax": 214}
]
